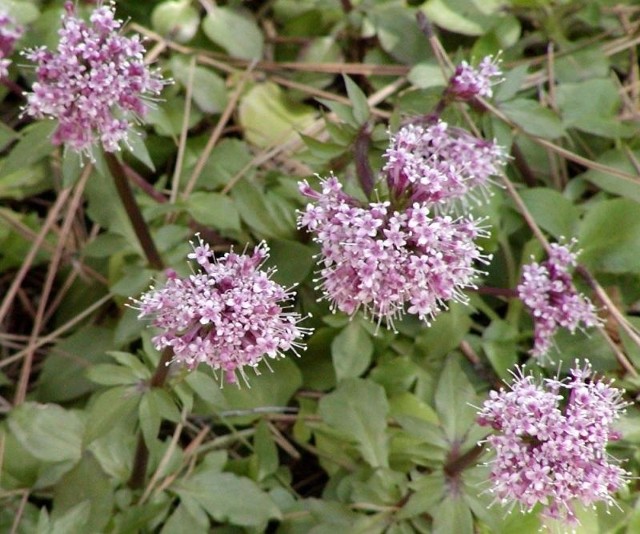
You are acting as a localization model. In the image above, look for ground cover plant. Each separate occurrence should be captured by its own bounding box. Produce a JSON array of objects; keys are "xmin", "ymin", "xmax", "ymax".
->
[{"xmin": 1, "ymin": 0, "xmax": 640, "ymax": 532}]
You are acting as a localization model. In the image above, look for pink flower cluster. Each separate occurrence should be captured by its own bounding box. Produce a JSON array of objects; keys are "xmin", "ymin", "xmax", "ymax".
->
[
  {"xmin": 383, "ymin": 121, "xmax": 507, "ymax": 207},
  {"xmin": 23, "ymin": 1, "xmax": 166, "ymax": 156},
  {"xmin": 477, "ymin": 361, "xmax": 628, "ymax": 525},
  {"xmin": 517, "ymin": 243, "xmax": 601, "ymax": 359},
  {"xmin": 132, "ymin": 236, "xmax": 310, "ymax": 385},
  {"xmin": 0, "ymin": 11, "xmax": 23, "ymax": 78},
  {"xmin": 447, "ymin": 55, "xmax": 502, "ymax": 101},
  {"xmin": 298, "ymin": 176, "xmax": 490, "ymax": 328}
]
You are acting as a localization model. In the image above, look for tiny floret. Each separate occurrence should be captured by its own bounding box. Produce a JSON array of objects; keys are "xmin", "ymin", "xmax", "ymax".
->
[
  {"xmin": 517, "ymin": 242, "xmax": 601, "ymax": 359},
  {"xmin": 477, "ymin": 360, "xmax": 629, "ymax": 525},
  {"xmin": 447, "ymin": 55, "xmax": 502, "ymax": 101},
  {"xmin": 383, "ymin": 121, "xmax": 507, "ymax": 207},
  {"xmin": 23, "ymin": 1, "xmax": 167, "ymax": 157},
  {"xmin": 132, "ymin": 235, "xmax": 311, "ymax": 386},
  {"xmin": 0, "ymin": 11, "xmax": 24, "ymax": 78},
  {"xmin": 298, "ymin": 177, "xmax": 491, "ymax": 328}
]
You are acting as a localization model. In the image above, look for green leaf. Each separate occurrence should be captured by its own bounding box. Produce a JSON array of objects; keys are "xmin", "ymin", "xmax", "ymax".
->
[
  {"xmin": 152, "ymin": 0, "xmax": 200, "ymax": 42},
  {"xmin": 398, "ymin": 473, "xmax": 445, "ymax": 519},
  {"xmin": 342, "ymin": 75, "xmax": 370, "ymax": 126},
  {"xmin": 8, "ymin": 403, "xmax": 84, "ymax": 463},
  {"xmin": 518, "ymin": 188, "xmax": 579, "ymax": 238},
  {"xmin": 176, "ymin": 472, "xmax": 281, "ymax": 528},
  {"xmin": 556, "ymin": 78, "xmax": 634, "ymax": 138},
  {"xmin": 1, "ymin": 121, "xmax": 56, "ymax": 175},
  {"xmin": 0, "ymin": 164, "xmax": 49, "ymax": 200},
  {"xmin": 139, "ymin": 390, "xmax": 163, "ymax": 446},
  {"xmin": 251, "ymin": 420, "xmax": 279, "ymax": 481},
  {"xmin": 482, "ymin": 319, "xmax": 518, "ymax": 379},
  {"xmin": 202, "ymin": 7, "xmax": 264, "ymax": 60},
  {"xmin": 408, "ymin": 62, "xmax": 446, "ymax": 90},
  {"xmin": 52, "ymin": 453, "xmax": 113, "ymax": 533},
  {"xmin": 434, "ymin": 357, "xmax": 478, "ymax": 442},
  {"xmin": 432, "ymin": 494, "xmax": 474, "ymax": 534},
  {"xmin": 84, "ymin": 386, "xmax": 141, "ymax": 444},
  {"xmin": 170, "ymin": 57, "xmax": 228, "ymax": 114},
  {"xmin": 263, "ymin": 239, "xmax": 315, "ymax": 286},
  {"xmin": 581, "ymin": 148, "xmax": 640, "ymax": 203},
  {"xmin": 185, "ymin": 191, "xmax": 241, "ymax": 232},
  {"xmin": 579, "ymin": 198, "xmax": 640, "ymax": 273},
  {"xmin": 420, "ymin": 0, "xmax": 500, "ymax": 36},
  {"xmin": 221, "ymin": 358, "xmax": 303, "ymax": 421},
  {"xmin": 499, "ymin": 99, "xmax": 565, "ymax": 138},
  {"xmin": 369, "ymin": 6, "xmax": 429, "ymax": 63},
  {"xmin": 230, "ymin": 178, "xmax": 293, "ymax": 239},
  {"xmin": 161, "ymin": 504, "xmax": 209, "ymax": 534},
  {"xmin": 36, "ymin": 326, "xmax": 113, "ymax": 402},
  {"xmin": 238, "ymin": 82, "xmax": 317, "ymax": 148},
  {"xmin": 49, "ymin": 502, "xmax": 91, "ymax": 534},
  {"xmin": 319, "ymin": 378, "xmax": 390, "ymax": 468},
  {"xmin": 127, "ymin": 132, "xmax": 156, "ymax": 171},
  {"xmin": 331, "ymin": 320, "xmax": 373, "ymax": 381}
]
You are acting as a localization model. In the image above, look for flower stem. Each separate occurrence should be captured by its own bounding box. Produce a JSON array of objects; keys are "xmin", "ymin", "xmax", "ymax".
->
[
  {"xmin": 128, "ymin": 347, "xmax": 174, "ymax": 490},
  {"xmin": 104, "ymin": 151, "xmax": 164, "ymax": 270},
  {"xmin": 354, "ymin": 121, "xmax": 375, "ymax": 199},
  {"xmin": 443, "ymin": 442, "xmax": 485, "ymax": 477},
  {"xmin": 103, "ymin": 152, "xmax": 174, "ymax": 489}
]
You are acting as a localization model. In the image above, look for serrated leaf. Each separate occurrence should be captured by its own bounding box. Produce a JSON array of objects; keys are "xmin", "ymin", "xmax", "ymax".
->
[
  {"xmin": 84, "ymin": 386, "xmax": 140, "ymax": 444},
  {"xmin": 52, "ymin": 453, "xmax": 113, "ymax": 533},
  {"xmin": 581, "ymin": 148, "xmax": 640, "ymax": 203},
  {"xmin": 127, "ymin": 133, "xmax": 156, "ymax": 171},
  {"xmin": 2, "ymin": 121, "xmax": 56, "ymax": 175},
  {"xmin": 221, "ymin": 358, "xmax": 303, "ymax": 422},
  {"xmin": 499, "ymin": 99, "xmax": 565, "ymax": 138},
  {"xmin": 408, "ymin": 62, "xmax": 446, "ymax": 89},
  {"xmin": 331, "ymin": 321, "xmax": 373, "ymax": 381},
  {"xmin": 185, "ymin": 191, "xmax": 241, "ymax": 232},
  {"xmin": 319, "ymin": 379, "xmax": 390, "ymax": 468},
  {"xmin": 432, "ymin": 494, "xmax": 474, "ymax": 534},
  {"xmin": 434, "ymin": 357, "xmax": 478, "ymax": 442},
  {"xmin": 556, "ymin": 78, "xmax": 634, "ymax": 138},
  {"xmin": 343, "ymin": 75, "xmax": 370, "ymax": 125},
  {"xmin": 421, "ymin": 0, "xmax": 499, "ymax": 36},
  {"xmin": 170, "ymin": 58, "xmax": 228, "ymax": 114},
  {"xmin": 176, "ymin": 472, "xmax": 281, "ymax": 528},
  {"xmin": 49, "ymin": 502, "xmax": 91, "ymax": 534},
  {"xmin": 37, "ymin": 326, "xmax": 113, "ymax": 402},
  {"xmin": 519, "ymin": 188, "xmax": 579, "ymax": 238},
  {"xmin": 238, "ymin": 82, "xmax": 316, "ymax": 148},
  {"xmin": 152, "ymin": 0, "xmax": 200, "ymax": 42},
  {"xmin": 579, "ymin": 198, "xmax": 640, "ymax": 273},
  {"xmin": 8, "ymin": 403, "xmax": 84, "ymax": 463},
  {"xmin": 202, "ymin": 7, "xmax": 264, "ymax": 60}
]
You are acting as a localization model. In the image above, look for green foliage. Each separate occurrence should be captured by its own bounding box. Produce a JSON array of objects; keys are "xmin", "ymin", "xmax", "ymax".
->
[{"xmin": 3, "ymin": 0, "xmax": 640, "ymax": 532}]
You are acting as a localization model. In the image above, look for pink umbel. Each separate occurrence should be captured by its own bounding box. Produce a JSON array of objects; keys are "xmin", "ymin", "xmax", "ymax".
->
[
  {"xmin": 132, "ymin": 235, "xmax": 310, "ymax": 385},
  {"xmin": 0, "ymin": 11, "xmax": 23, "ymax": 78},
  {"xmin": 477, "ymin": 360, "xmax": 628, "ymax": 525},
  {"xmin": 298, "ymin": 176, "xmax": 490, "ymax": 328},
  {"xmin": 23, "ymin": 1, "xmax": 166, "ymax": 157},
  {"xmin": 447, "ymin": 55, "xmax": 502, "ymax": 101},
  {"xmin": 383, "ymin": 121, "xmax": 507, "ymax": 207},
  {"xmin": 517, "ymin": 242, "xmax": 601, "ymax": 359}
]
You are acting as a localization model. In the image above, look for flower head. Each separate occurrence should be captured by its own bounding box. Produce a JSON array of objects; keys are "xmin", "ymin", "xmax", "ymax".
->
[
  {"xmin": 477, "ymin": 360, "xmax": 629, "ymax": 525},
  {"xmin": 132, "ymin": 235, "xmax": 310, "ymax": 385},
  {"xmin": 383, "ymin": 121, "xmax": 507, "ymax": 207},
  {"xmin": 447, "ymin": 55, "xmax": 502, "ymax": 101},
  {"xmin": 23, "ymin": 1, "xmax": 167, "ymax": 157},
  {"xmin": 517, "ymin": 242, "xmax": 601, "ymax": 359},
  {"xmin": 0, "ymin": 11, "xmax": 24, "ymax": 78},
  {"xmin": 298, "ymin": 176, "xmax": 490, "ymax": 328}
]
